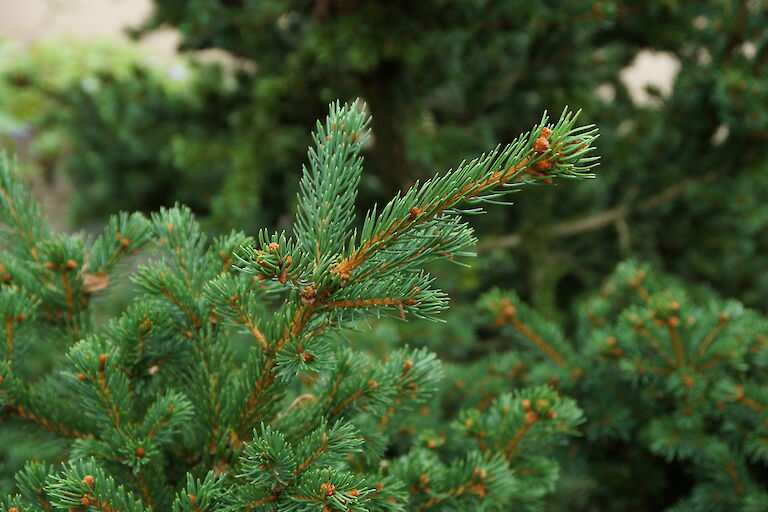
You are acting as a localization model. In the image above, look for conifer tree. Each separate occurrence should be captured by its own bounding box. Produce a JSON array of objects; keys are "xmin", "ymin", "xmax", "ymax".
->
[
  {"xmin": 479, "ymin": 261, "xmax": 768, "ymax": 510},
  {"xmin": 0, "ymin": 101, "xmax": 598, "ymax": 510}
]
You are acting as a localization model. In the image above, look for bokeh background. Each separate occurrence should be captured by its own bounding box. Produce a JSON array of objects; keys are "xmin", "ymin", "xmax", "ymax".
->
[{"xmin": 1, "ymin": 0, "xmax": 767, "ymax": 507}]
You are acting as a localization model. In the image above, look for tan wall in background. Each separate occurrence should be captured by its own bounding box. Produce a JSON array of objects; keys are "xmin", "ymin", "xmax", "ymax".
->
[{"xmin": 0, "ymin": 0, "xmax": 178, "ymax": 54}]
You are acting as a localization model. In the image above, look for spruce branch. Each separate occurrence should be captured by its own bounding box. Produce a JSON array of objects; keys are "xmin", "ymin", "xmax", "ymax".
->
[
  {"xmin": 294, "ymin": 100, "xmax": 371, "ymax": 261},
  {"xmin": 0, "ymin": 153, "xmax": 52, "ymax": 264},
  {"xmin": 331, "ymin": 109, "xmax": 597, "ymax": 282},
  {"xmin": 47, "ymin": 460, "xmax": 147, "ymax": 512},
  {"xmin": 229, "ymin": 105, "xmax": 598, "ymax": 447},
  {"xmin": 0, "ymin": 101, "xmax": 601, "ymax": 511}
]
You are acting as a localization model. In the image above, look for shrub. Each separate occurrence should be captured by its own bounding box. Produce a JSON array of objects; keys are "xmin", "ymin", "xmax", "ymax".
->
[
  {"xmin": 478, "ymin": 261, "xmax": 768, "ymax": 510},
  {"xmin": 0, "ymin": 101, "xmax": 597, "ymax": 510}
]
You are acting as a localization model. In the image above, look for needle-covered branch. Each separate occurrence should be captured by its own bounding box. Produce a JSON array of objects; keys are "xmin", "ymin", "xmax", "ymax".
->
[
  {"xmin": 2, "ymin": 101, "xmax": 600, "ymax": 511},
  {"xmin": 479, "ymin": 260, "xmax": 768, "ymax": 509}
]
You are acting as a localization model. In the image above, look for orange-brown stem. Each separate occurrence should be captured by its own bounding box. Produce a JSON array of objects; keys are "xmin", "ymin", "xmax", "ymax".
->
[
  {"xmin": 324, "ymin": 297, "xmax": 407, "ymax": 309},
  {"xmin": 668, "ymin": 324, "xmax": 684, "ymax": 366},
  {"xmin": 332, "ymin": 156, "xmax": 534, "ymax": 279},
  {"xmin": 697, "ymin": 319, "xmax": 728, "ymax": 357},
  {"xmin": 507, "ymin": 318, "xmax": 567, "ymax": 367},
  {"xmin": 503, "ymin": 422, "xmax": 533, "ymax": 459},
  {"xmin": 227, "ymin": 298, "xmax": 268, "ymax": 351},
  {"xmin": 9, "ymin": 404, "xmax": 84, "ymax": 438}
]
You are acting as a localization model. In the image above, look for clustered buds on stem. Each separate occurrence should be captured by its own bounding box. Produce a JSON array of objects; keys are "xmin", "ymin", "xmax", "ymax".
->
[
  {"xmin": 494, "ymin": 298, "xmax": 517, "ymax": 325},
  {"xmin": 527, "ymin": 126, "xmax": 556, "ymax": 184}
]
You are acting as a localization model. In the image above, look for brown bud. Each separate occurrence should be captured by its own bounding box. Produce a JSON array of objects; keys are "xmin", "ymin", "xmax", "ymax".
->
[
  {"xmin": 44, "ymin": 261, "xmax": 55, "ymax": 270},
  {"xmin": 540, "ymin": 126, "xmax": 552, "ymax": 138},
  {"xmin": 521, "ymin": 399, "xmax": 531, "ymax": 411},
  {"xmin": 547, "ymin": 410, "xmax": 557, "ymax": 419},
  {"xmin": 257, "ymin": 274, "xmax": 268, "ymax": 280},
  {"xmin": 99, "ymin": 353, "xmax": 107, "ymax": 370},
  {"xmin": 533, "ymin": 158, "xmax": 552, "ymax": 172},
  {"xmin": 188, "ymin": 494, "xmax": 196, "ymax": 503},
  {"xmin": 321, "ymin": 482, "xmax": 335, "ymax": 496},
  {"xmin": 525, "ymin": 411, "xmax": 538, "ymax": 424},
  {"xmin": 349, "ymin": 488, "xmax": 360, "ymax": 497},
  {"xmin": 368, "ymin": 380, "xmax": 378, "ymax": 388},
  {"xmin": 605, "ymin": 336, "xmax": 617, "ymax": 347},
  {"xmin": 533, "ymin": 136, "xmax": 550, "ymax": 153},
  {"xmin": 278, "ymin": 273, "xmax": 287, "ymax": 284},
  {"xmin": 501, "ymin": 300, "xmax": 516, "ymax": 318},
  {"xmin": 269, "ymin": 242, "xmax": 279, "ymax": 252},
  {"xmin": 82, "ymin": 475, "xmax": 95, "ymax": 488},
  {"xmin": 536, "ymin": 398, "xmax": 550, "ymax": 409},
  {"xmin": 121, "ymin": 238, "xmax": 131, "ymax": 248},
  {"xmin": 136, "ymin": 447, "xmax": 145, "ymax": 457},
  {"xmin": 17, "ymin": 313, "xmax": 26, "ymax": 321},
  {"xmin": 302, "ymin": 352, "xmax": 314, "ymax": 363},
  {"xmin": 77, "ymin": 373, "xmax": 87, "ymax": 381},
  {"xmin": 65, "ymin": 259, "xmax": 77, "ymax": 270},
  {"xmin": 403, "ymin": 359, "xmax": 414, "ymax": 373},
  {"xmin": 0, "ymin": 375, "xmax": 4, "ymax": 384},
  {"xmin": 612, "ymin": 348, "xmax": 623, "ymax": 357},
  {"xmin": 669, "ymin": 300, "xmax": 680, "ymax": 311}
]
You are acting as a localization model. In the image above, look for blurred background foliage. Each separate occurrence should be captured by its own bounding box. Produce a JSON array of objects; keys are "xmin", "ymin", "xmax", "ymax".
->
[
  {"xmin": 0, "ymin": 0, "xmax": 767, "ymax": 506},
  {"xmin": 2, "ymin": 0, "xmax": 766, "ymax": 314}
]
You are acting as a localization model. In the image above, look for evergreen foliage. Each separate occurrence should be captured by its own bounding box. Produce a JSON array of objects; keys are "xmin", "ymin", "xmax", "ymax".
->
[
  {"xmin": 4, "ymin": 2, "xmax": 767, "ymax": 308},
  {"xmin": 0, "ymin": 102, "xmax": 598, "ymax": 510},
  {"xmin": 478, "ymin": 261, "xmax": 768, "ymax": 510}
]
